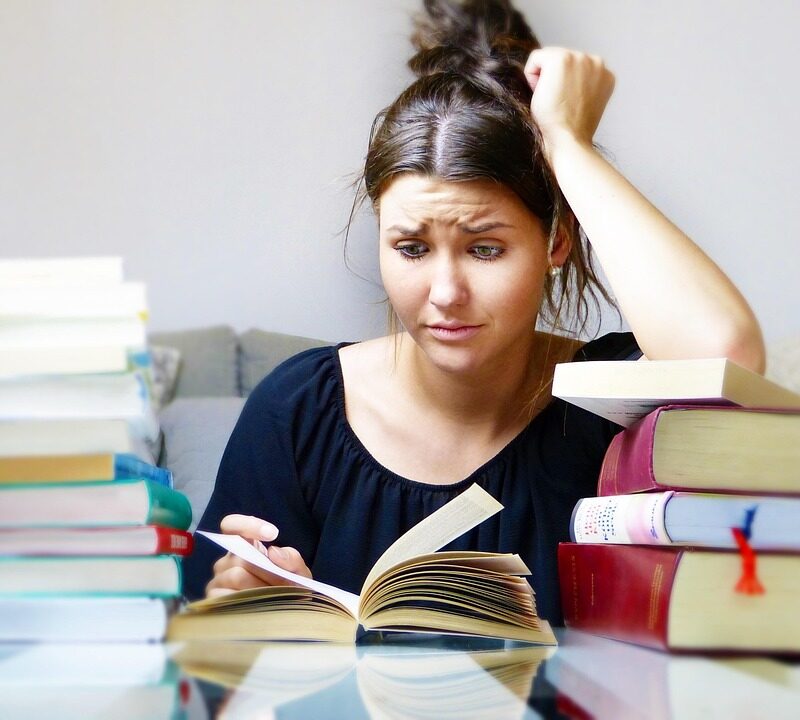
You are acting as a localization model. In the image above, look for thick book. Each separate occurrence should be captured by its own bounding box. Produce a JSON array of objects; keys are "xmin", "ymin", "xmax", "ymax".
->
[
  {"xmin": 558, "ymin": 543, "xmax": 800, "ymax": 653},
  {"xmin": 0, "ymin": 554, "xmax": 181, "ymax": 597},
  {"xmin": 0, "ymin": 597, "xmax": 174, "ymax": 641},
  {"xmin": 570, "ymin": 491, "xmax": 800, "ymax": 550},
  {"xmin": 0, "ymin": 525, "xmax": 193, "ymax": 556},
  {"xmin": 0, "ymin": 281, "xmax": 147, "ymax": 319},
  {"xmin": 0, "ymin": 452, "xmax": 172, "ymax": 486},
  {"xmin": 598, "ymin": 405, "xmax": 800, "ymax": 495},
  {"xmin": 0, "ymin": 479, "xmax": 192, "ymax": 530},
  {"xmin": 0, "ymin": 418, "xmax": 145, "ymax": 458},
  {"xmin": 552, "ymin": 358, "xmax": 800, "ymax": 427},
  {"xmin": 0, "ymin": 256, "xmax": 124, "ymax": 287},
  {"xmin": 0, "ymin": 316, "xmax": 146, "ymax": 350},
  {"xmin": 0, "ymin": 371, "xmax": 155, "ymax": 431},
  {"xmin": 0, "ymin": 345, "xmax": 129, "ymax": 378},
  {"xmin": 168, "ymin": 485, "xmax": 556, "ymax": 645}
]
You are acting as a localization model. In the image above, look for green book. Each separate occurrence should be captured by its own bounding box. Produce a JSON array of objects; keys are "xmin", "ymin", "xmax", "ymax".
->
[{"xmin": 0, "ymin": 479, "xmax": 191, "ymax": 530}]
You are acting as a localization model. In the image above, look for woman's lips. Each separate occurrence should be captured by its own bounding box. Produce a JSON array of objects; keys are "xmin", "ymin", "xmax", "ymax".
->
[{"xmin": 427, "ymin": 325, "xmax": 482, "ymax": 341}]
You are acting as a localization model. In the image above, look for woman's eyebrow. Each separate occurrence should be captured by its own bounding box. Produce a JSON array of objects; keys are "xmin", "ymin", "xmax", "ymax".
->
[
  {"xmin": 386, "ymin": 224, "xmax": 426, "ymax": 236},
  {"xmin": 460, "ymin": 221, "xmax": 512, "ymax": 234}
]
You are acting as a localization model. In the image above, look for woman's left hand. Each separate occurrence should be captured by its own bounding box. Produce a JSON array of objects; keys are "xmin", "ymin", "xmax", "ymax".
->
[{"xmin": 524, "ymin": 47, "xmax": 615, "ymax": 157}]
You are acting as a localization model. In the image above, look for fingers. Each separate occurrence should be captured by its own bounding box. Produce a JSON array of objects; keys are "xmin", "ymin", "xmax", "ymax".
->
[
  {"xmin": 206, "ymin": 550, "xmax": 306, "ymax": 597},
  {"xmin": 268, "ymin": 545, "xmax": 313, "ymax": 579},
  {"xmin": 220, "ymin": 513, "xmax": 279, "ymax": 542}
]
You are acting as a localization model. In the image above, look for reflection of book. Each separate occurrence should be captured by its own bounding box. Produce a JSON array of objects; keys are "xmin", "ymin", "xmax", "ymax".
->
[
  {"xmin": 558, "ymin": 543, "xmax": 800, "ymax": 653},
  {"xmin": 570, "ymin": 492, "xmax": 800, "ymax": 550},
  {"xmin": 0, "ymin": 642, "xmax": 182, "ymax": 720},
  {"xmin": 0, "ymin": 597, "xmax": 174, "ymax": 642},
  {"xmin": 552, "ymin": 358, "xmax": 800, "ymax": 427},
  {"xmin": 548, "ymin": 629, "xmax": 800, "ymax": 720},
  {"xmin": 172, "ymin": 638, "xmax": 551, "ymax": 719},
  {"xmin": 0, "ymin": 525, "xmax": 193, "ymax": 556},
  {"xmin": 598, "ymin": 405, "xmax": 800, "ymax": 495},
  {"xmin": 168, "ymin": 484, "xmax": 556, "ymax": 645},
  {"xmin": 0, "ymin": 452, "xmax": 172, "ymax": 485},
  {"xmin": 0, "ymin": 479, "xmax": 192, "ymax": 529},
  {"xmin": 0, "ymin": 555, "xmax": 182, "ymax": 597}
]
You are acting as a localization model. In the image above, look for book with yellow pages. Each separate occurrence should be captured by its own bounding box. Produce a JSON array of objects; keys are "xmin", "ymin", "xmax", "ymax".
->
[
  {"xmin": 167, "ymin": 484, "xmax": 556, "ymax": 645},
  {"xmin": 552, "ymin": 357, "xmax": 800, "ymax": 427}
]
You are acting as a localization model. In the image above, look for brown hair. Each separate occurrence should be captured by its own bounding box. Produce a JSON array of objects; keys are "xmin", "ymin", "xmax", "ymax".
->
[{"xmin": 350, "ymin": 0, "xmax": 615, "ymax": 336}]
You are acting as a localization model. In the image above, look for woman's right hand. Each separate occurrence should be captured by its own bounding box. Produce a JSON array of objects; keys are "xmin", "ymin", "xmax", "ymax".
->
[{"xmin": 204, "ymin": 514, "xmax": 313, "ymax": 599}]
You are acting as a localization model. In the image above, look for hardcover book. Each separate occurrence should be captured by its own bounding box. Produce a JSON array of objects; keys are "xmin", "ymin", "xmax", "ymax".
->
[
  {"xmin": 558, "ymin": 543, "xmax": 800, "ymax": 653},
  {"xmin": 597, "ymin": 405, "xmax": 800, "ymax": 495},
  {"xmin": 552, "ymin": 358, "xmax": 800, "ymax": 427},
  {"xmin": 0, "ymin": 452, "xmax": 172, "ymax": 485},
  {"xmin": 570, "ymin": 491, "xmax": 800, "ymax": 550},
  {"xmin": 0, "ymin": 478, "xmax": 192, "ymax": 530},
  {"xmin": 168, "ymin": 484, "xmax": 556, "ymax": 645}
]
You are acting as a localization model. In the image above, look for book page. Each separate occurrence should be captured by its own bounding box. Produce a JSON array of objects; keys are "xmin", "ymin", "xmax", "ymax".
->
[
  {"xmin": 197, "ymin": 531, "xmax": 360, "ymax": 617},
  {"xmin": 362, "ymin": 484, "xmax": 503, "ymax": 592}
]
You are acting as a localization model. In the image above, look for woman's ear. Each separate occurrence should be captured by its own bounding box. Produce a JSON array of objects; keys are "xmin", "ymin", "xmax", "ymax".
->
[{"xmin": 549, "ymin": 224, "xmax": 572, "ymax": 269}]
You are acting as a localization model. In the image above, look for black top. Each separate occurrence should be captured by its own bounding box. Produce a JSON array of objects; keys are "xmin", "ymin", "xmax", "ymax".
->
[{"xmin": 183, "ymin": 332, "xmax": 640, "ymax": 623}]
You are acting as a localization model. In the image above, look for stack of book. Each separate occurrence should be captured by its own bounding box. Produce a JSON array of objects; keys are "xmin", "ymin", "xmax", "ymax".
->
[
  {"xmin": 0, "ymin": 257, "xmax": 192, "ymax": 642},
  {"xmin": 553, "ymin": 357, "xmax": 800, "ymax": 654}
]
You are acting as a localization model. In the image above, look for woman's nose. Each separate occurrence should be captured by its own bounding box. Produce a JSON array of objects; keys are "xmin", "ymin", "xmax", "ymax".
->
[{"xmin": 428, "ymin": 258, "xmax": 469, "ymax": 308}]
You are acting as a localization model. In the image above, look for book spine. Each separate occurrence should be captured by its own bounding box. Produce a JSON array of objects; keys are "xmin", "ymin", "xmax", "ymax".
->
[
  {"xmin": 152, "ymin": 526, "xmax": 194, "ymax": 556},
  {"xmin": 570, "ymin": 493, "xmax": 673, "ymax": 545},
  {"xmin": 597, "ymin": 408, "xmax": 663, "ymax": 496},
  {"xmin": 558, "ymin": 543, "xmax": 681, "ymax": 650},
  {"xmin": 114, "ymin": 454, "xmax": 173, "ymax": 488},
  {"xmin": 144, "ymin": 482, "xmax": 192, "ymax": 531}
]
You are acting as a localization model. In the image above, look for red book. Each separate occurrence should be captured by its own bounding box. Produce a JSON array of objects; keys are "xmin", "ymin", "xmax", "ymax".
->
[
  {"xmin": 558, "ymin": 542, "xmax": 800, "ymax": 654},
  {"xmin": 0, "ymin": 525, "xmax": 194, "ymax": 556},
  {"xmin": 597, "ymin": 405, "xmax": 800, "ymax": 496}
]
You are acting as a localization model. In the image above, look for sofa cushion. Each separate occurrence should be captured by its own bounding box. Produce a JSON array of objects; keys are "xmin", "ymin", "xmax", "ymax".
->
[
  {"xmin": 149, "ymin": 325, "xmax": 238, "ymax": 398},
  {"xmin": 239, "ymin": 329, "xmax": 326, "ymax": 396},
  {"xmin": 159, "ymin": 397, "xmax": 246, "ymax": 531}
]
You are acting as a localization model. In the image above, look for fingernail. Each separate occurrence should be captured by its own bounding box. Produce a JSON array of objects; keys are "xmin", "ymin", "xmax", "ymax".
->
[
  {"xmin": 260, "ymin": 523, "xmax": 278, "ymax": 541},
  {"xmin": 269, "ymin": 546, "xmax": 285, "ymax": 562}
]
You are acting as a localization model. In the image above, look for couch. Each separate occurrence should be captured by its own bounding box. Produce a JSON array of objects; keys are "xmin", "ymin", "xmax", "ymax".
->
[{"xmin": 148, "ymin": 325, "xmax": 325, "ymax": 530}]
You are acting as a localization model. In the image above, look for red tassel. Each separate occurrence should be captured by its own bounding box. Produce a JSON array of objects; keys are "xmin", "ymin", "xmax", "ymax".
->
[{"xmin": 731, "ymin": 527, "xmax": 765, "ymax": 595}]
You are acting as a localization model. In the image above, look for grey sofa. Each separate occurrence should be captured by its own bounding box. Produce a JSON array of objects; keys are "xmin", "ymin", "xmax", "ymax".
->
[{"xmin": 148, "ymin": 325, "xmax": 325, "ymax": 530}]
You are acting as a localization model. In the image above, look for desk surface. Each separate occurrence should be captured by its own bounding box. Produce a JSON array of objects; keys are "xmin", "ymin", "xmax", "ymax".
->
[{"xmin": 2, "ymin": 629, "xmax": 799, "ymax": 719}]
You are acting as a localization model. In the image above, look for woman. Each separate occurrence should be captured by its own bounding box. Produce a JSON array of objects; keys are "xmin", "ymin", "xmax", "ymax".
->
[{"xmin": 183, "ymin": 0, "xmax": 764, "ymax": 623}]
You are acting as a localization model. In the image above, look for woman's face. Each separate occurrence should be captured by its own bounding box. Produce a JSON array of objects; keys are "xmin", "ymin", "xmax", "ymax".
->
[{"xmin": 379, "ymin": 173, "xmax": 552, "ymax": 376}]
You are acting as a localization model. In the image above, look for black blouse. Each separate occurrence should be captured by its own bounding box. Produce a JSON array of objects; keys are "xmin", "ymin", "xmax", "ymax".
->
[{"xmin": 183, "ymin": 332, "xmax": 640, "ymax": 624}]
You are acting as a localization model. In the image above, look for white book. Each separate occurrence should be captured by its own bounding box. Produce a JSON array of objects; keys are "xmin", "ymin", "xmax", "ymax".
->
[
  {"xmin": 0, "ymin": 598, "xmax": 170, "ymax": 643},
  {"xmin": 0, "ymin": 282, "xmax": 147, "ymax": 319},
  {"xmin": 0, "ymin": 316, "xmax": 146, "ymax": 349},
  {"xmin": 0, "ymin": 257, "xmax": 124, "ymax": 287},
  {"xmin": 552, "ymin": 357, "xmax": 800, "ymax": 426},
  {"xmin": 0, "ymin": 418, "xmax": 137, "ymax": 457},
  {"xmin": 0, "ymin": 346, "xmax": 128, "ymax": 378},
  {"xmin": 0, "ymin": 373, "xmax": 158, "ymax": 442}
]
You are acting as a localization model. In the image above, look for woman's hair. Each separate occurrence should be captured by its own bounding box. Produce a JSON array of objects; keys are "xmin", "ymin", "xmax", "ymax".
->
[{"xmin": 351, "ymin": 0, "xmax": 615, "ymax": 336}]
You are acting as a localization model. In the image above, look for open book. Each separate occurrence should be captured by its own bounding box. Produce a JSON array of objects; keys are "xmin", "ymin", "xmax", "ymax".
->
[{"xmin": 167, "ymin": 484, "xmax": 556, "ymax": 644}]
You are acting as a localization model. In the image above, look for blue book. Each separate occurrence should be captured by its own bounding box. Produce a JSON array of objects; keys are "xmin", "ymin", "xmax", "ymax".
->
[{"xmin": 0, "ymin": 452, "xmax": 172, "ymax": 487}]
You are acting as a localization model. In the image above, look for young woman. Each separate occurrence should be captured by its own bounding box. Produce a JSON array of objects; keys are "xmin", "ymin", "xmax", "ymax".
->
[{"xmin": 183, "ymin": 0, "xmax": 764, "ymax": 623}]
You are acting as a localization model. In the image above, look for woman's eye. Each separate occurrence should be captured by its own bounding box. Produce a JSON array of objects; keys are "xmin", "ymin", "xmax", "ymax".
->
[
  {"xmin": 471, "ymin": 246, "xmax": 503, "ymax": 261},
  {"xmin": 396, "ymin": 243, "xmax": 428, "ymax": 259}
]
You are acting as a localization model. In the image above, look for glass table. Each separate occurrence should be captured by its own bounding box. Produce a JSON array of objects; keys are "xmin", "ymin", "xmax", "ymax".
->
[{"xmin": 2, "ymin": 629, "xmax": 798, "ymax": 719}]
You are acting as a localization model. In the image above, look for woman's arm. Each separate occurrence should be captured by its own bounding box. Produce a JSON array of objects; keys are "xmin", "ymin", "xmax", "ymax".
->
[{"xmin": 525, "ymin": 48, "xmax": 765, "ymax": 372}]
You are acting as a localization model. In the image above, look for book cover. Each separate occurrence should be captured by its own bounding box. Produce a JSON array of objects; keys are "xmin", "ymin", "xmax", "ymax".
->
[
  {"xmin": 0, "ymin": 452, "xmax": 172, "ymax": 486},
  {"xmin": 558, "ymin": 543, "xmax": 800, "ymax": 653},
  {"xmin": 598, "ymin": 405, "xmax": 800, "ymax": 495},
  {"xmin": 552, "ymin": 358, "xmax": 800, "ymax": 427},
  {"xmin": 168, "ymin": 485, "xmax": 556, "ymax": 645},
  {"xmin": 0, "ymin": 479, "xmax": 192, "ymax": 530}
]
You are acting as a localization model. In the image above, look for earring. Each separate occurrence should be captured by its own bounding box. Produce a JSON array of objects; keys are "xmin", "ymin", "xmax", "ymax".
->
[{"xmin": 548, "ymin": 264, "xmax": 560, "ymax": 278}]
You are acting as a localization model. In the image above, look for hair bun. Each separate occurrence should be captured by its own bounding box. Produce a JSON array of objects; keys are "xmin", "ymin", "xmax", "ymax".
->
[{"xmin": 409, "ymin": 0, "xmax": 539, "ymax": 99}]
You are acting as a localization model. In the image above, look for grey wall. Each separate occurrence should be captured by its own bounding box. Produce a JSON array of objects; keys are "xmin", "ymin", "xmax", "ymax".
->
[{"xmin": 1, "ymin": 1, "xmax": 797, "ymax": 345}]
